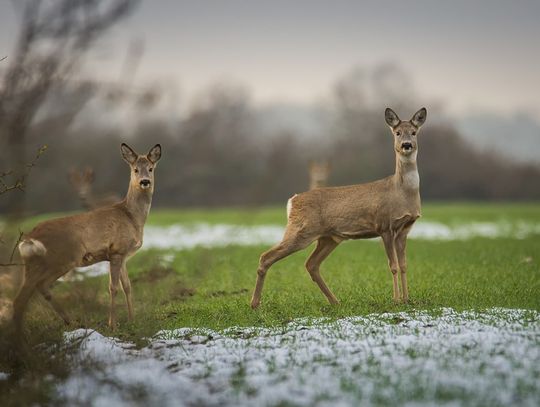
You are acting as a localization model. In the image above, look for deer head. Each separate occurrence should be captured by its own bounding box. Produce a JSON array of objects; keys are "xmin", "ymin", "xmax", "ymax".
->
[
  {"xmin": 385, "ymin": 107, "xmax": 427, "ymax": 160},
  {"xmin": 120, "ymin": 143, "xmax": 162, "ymax": 192}
]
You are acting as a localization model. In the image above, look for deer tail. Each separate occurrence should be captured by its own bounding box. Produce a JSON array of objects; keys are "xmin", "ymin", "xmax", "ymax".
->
[{"xmin": 18, "ymin": 239, "xmax": 47, "ymax": 258}]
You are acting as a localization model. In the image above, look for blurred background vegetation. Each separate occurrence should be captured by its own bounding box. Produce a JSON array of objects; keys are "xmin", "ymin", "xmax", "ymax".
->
[{"xmin": 1, "ymin": 0, "xmax": 539, "ymax": 218}]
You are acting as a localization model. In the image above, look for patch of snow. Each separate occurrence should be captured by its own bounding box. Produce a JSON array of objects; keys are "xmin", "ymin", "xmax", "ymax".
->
[
  {"xmin": 70, "ymin": 220, "xmax": 540, "ymax": 278},
  {"xmin": 72, "ymin": 261, "xmax": 110, "ymax": 279},
  {"xmin": 143, "ymin": 223, "xmax": 286, "ymax": 250},
  {"xmin": 57, "ymin": 308, "xmax": 540, "ymax": 406},
  {"xmin": 142, "ymin": 220, "xmax": 540, "ymax": 250},
  {"xmin": 0, "ymin": 371, "xmax": 9, "ymax": 380}
]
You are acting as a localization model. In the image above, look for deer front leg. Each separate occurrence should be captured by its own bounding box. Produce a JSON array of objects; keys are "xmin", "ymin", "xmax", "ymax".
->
[
  {"xmin": 381, "ymin": 233, "xmax": 400, "ymax": 301},
  {"xmin": 305, "ymin": 237, "xmax": 340, "ymax": 305},
  {"xmin": 108, "ymin": 256, "xmax": 122, "ymax": 329},
  {"xmin": 119, "ymin": 261, "xmax": 134, "ymax": 322},
  {"xmin": 395, "ymin": 231, "xmax": 410, "ymax": 302}
]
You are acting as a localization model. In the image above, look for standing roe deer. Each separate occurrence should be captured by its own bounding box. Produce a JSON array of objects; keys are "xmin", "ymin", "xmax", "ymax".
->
[
  {"xmin": 251, "ymin": 107, "xmax": 427, "ymax": 308},
  {"xmin": 68, "ymin": 167, "xmax": 121, "ymax": 210},
  {"xmin": 13, "ymin": 143, "xmax": 161, "ymax": 334},
  {"xmin": 309, "ymin": 160, "xmax": 331, "ymax": 190}
]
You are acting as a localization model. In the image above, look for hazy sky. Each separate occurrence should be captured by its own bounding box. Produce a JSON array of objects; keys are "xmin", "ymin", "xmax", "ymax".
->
[{"xmin": 1, "ymin": 0, "xmax": 540, "ymax": 119}]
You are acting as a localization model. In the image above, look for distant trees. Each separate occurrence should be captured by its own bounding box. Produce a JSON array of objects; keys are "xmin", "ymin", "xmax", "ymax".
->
[
  {"xmin": 0, "ymin": 0, "xmax": 138, "ymax": 216},
  {"xmin": 2, "ymin": 40, "xmax": 539, "ymax": 214}
]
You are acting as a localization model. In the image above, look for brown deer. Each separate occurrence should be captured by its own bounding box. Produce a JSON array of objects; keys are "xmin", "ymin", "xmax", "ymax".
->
[
  {"xmin": 251, "ymin": 107, "xmax": 427, "ymax": 308},
  {"xmin": 68, "ymin": 167, "xmax": 120, "ymax": 210},
  {"xmin": 13, "ymin": 143, "xmax": 161, "ymax": 335},
  {"xmin": 308, "ymin": 160, "xmax": 331, "ymax": 190}
]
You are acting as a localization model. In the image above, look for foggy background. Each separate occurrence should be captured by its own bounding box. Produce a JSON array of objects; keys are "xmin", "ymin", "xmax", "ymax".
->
[{"xmin": 1, "ymin": 0, "xmax": 539, "ymax": 214}]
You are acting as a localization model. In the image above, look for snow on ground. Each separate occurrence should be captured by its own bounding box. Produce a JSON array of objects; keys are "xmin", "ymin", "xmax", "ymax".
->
[
  {"xmin": 74, "ymin": 219, "xmax": 540, "ymax": 277},
  {"xmin": 58, "ymin": 308, "xmax": 540, "ymax": 406},
  {"xmin": 142, "ymin": 220, "xmax": 540, "ymax": 250}
]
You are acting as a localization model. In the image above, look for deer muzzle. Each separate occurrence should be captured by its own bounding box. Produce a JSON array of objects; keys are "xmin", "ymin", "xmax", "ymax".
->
[
  {"xmin": 140, "ymin": 179, "xmax": 151, "ymax": 188},
  {"xmin": 401, "ymin": 142, "xmax": 413, "ymax": 152}
]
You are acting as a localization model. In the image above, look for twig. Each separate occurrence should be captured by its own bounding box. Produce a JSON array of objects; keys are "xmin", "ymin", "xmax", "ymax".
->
[
  {"xmin": 10, "ymin": 230, "xmax": 24, "ymax": 263},
  {"xmin": 0, "ymin": 231, "xmax": 24, "ymax": 268},
  {"xmin": 0, "ymin": 56, "xmax": 7, "ymax": 62},
  {"xmin": 0, "ymin": 145, "xmax": 48, "ymax": 195}
]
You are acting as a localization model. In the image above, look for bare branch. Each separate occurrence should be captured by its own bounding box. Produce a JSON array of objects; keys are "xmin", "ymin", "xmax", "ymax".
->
[
  {"xmin": 0, "ymin": 145, "xmax": 47, "ymax": 195},
  {"xmin": 10, "ymin": 230, "xmax": 24, "ymax": 263},
  {"xmin": 0, "ymin": 231, "xmax": 24, "ymax": 268}
]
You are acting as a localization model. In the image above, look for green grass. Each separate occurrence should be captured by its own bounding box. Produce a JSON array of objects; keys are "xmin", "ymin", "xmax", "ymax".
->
[
  {"xmin": 148, "ymin": 201, "xmax": 540, "ymax": 226},
  {"xmin": 1, "ymin": 202, "xmax": 540, "ymax": 405},
  {"xmin": 13, "ymin": 201, "xmax": 540, "ymax": 230},
  {"xmin": 12, "ymin": 202, "xmax": 540, "ymax": 342}
]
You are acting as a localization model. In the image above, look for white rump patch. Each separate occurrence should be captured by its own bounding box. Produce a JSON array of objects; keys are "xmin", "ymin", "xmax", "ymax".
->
[
  {"xmin": 286, "ymin": 195, "xmax": 297, "ymax": 219},
  {"xmin": 18, "ymin": 238, "xmax": 47, "ymax": 257}
]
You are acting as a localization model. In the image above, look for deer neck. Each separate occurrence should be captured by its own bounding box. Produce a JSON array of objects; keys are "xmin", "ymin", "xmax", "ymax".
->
[
  {"xmin": 125, "ymin": 184, "xmax": 153, "ymax": 228},
  {"xmin": 394, "ymin": 151, "xmax": 419, "ymax": 192}
]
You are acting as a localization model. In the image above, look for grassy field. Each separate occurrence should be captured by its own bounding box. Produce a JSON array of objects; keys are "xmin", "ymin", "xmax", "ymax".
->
[
  {"xmin": 1, "ymin": 202, "xmax": 540, "ymax": 405},
  {"xmin": 8, "ymin": 202, "xmax": 540, "ymax": 337}
]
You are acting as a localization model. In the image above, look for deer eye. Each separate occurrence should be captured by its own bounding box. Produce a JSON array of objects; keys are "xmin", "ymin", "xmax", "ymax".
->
[
  {"xmin": 396, "ymin": 131, "xmax": 401, "ymax": 136},
  {"xmin": 412, "ymin": 131, "xmax": 416, "ymax": 136},
  {"xmin": 134, "ymin": 168, "xmax": 139, "ymax": 173},
  {"xmin": 149, "ymin": 168, "xmax": 153, "ymax": 172}
]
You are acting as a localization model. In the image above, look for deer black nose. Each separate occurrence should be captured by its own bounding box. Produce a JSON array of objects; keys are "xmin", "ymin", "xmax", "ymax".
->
[
  {"xmin": 140, "ymin": 179, "xmax": 151, "ymax": 187},
  {"xmin": 402, "ymin": 142, "xmax": 413, "ymax": 150}
]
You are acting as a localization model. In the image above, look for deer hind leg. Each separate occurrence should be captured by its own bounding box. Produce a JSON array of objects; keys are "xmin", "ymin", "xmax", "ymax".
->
[
  {"xmin": 108, "ymin": 256, "xmax": 122, "ymax": 329},
  {"xmin": 395, "ymin": 229, "xmax": 412, "ymax": 302},
  {"xmin": 305, "ymin": 237, "xmax": 340, "ymax": 305},
  {"xmin": 38, "ymin": 284, "xmax": 71, "ymax": 325},
  {"xmin": 12, "ymin": 267, "xmax": 42, "ymax": 338},
  {"xmin": 36, "ymin": 266, "xmax": 75, "ymax": 325},
  {"xmin": 381, "ymin": 233, "xmax": 400, "ymax": 301},
  {"xmin": 119, "ymin": 261, "xmax": 134, "ymax": 322},
  {"xmin": 251, "ymin": 227, "xmax": 313, "ymax": 309}
]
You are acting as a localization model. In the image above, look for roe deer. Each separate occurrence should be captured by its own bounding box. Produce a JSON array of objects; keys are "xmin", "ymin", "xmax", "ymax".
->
[
  {"xmin": 13, "ymin": 143, "xmax": 162, "ymax": 335},
  {"xmin": 68, "ymin": 167, "xmax": 120, "ymax": 210},
  {"xmin": 309, "ymin": 160, "xmax": 331, "ymax": 190},
  {"xmin": 251, "ymin": 107, "xmax": 427, "ymax": 308}
]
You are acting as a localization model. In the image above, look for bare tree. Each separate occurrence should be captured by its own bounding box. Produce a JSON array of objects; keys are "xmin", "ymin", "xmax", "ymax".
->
[{"xmin": 0, "ymin": 0, "xmax": 139, "ymax": 216}]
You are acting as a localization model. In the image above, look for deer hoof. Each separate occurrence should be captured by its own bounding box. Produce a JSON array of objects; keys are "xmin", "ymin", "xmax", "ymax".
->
[{"xmin": 250, "ymin": 299, "xmax": 260, "ymax": 309}]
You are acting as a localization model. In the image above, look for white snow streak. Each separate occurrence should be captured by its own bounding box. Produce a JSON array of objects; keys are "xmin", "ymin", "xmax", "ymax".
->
[
  {"xmin": 74, "ymin": 220, "xmax": 540, "ymax": 277},
  {"xmin": 143, "ymin": 220, "xmax": 540, "ymax": 250}
]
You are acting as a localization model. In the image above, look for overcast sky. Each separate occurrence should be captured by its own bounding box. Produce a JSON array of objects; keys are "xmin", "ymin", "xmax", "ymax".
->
[{"xmin": 1, "ymin": 0, "xmax": 539, "ymax": 120}]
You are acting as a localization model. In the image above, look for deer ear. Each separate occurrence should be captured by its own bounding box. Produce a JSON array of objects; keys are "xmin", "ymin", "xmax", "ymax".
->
[
  {"xmin": 121, "ymin": 143, "xmax": 137, "ymax": 165},
  {"xmin": 385, "ymin": 108, "xmax": 401, "ymax": 128},
  {"xmin": 147, "ymin": 144, "xmax": 162, "ymax": 164},
  {"xmin": 411, "ymin": 107, "xmax": 427, "ymax": 128}
]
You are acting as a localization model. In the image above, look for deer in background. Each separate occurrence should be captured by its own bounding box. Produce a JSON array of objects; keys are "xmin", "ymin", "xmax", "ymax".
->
[
  {"xmin": 251, "ymin": 107, "xmax": 427, "ymax": 308},
  {"xmin": 309, "ymin": 160, "xmax": 331, "ymax": 190},
  {"xmin": 13, "ymin": 143, "xmax": 162, "ymax": 335},
  {"xmin": 69, "ymin": 167, "xmax": 120, "ymax": 210}
]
